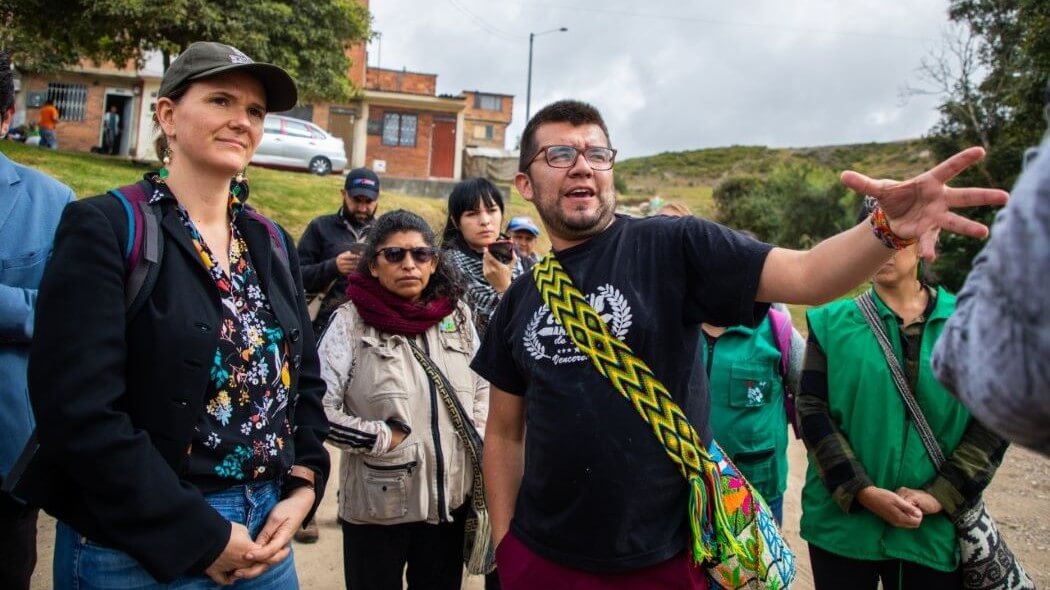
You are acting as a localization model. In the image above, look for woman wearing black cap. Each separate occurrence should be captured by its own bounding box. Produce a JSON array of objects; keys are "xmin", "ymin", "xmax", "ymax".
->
[{"xmin": 7, "ymin": 42, "xmax": 328, "ymax": 588}]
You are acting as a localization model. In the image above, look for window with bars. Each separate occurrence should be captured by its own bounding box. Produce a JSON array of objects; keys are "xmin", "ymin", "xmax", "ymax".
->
[
  {"xmin": 46, "ymin": 83, "xmax": 88, "ymax": 122},
  {"xmin": 382, "ymin": 112, "xmax": 418, "ymax": 147},
  {"xmin": 474, "ymin": 93, "xmax": 502, "ymax": 112}
]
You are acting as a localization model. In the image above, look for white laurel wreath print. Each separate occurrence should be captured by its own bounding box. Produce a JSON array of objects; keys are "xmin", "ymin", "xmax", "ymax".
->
[
  {"xmin": 523, "ymin": 306, "xmax": 550, "ymax": 360},
  {"xmin": 524, "ymin": 285, "xmax": 633, "ymax": 362}
]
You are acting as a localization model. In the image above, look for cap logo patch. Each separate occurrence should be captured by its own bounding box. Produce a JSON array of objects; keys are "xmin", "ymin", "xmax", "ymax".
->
[
  {"xmin": 228, "ymin": 47, "xmax": 253, "ymax": 65},
  {"xmin": 353, "ymin": 178, "xmax": 377, "ymax": 187}
]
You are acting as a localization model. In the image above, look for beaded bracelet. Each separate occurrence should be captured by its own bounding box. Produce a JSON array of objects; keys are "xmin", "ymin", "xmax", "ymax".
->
[{"xmin": 869, "ymin": 205, "xmax": 917, "ymax": 250}]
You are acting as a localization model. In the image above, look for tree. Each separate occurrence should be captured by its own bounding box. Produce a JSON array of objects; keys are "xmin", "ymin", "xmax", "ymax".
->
[
  {"xmin": 1, "ymin": 0, "xmax": 371, "ymax": 102},
  {"xmin": 911, "ymin": 0, "xmax": 1049, "ymax": 289},
  {"xmin": 712, "ymin": 164, "xmax": 859, "ymax": 248}
]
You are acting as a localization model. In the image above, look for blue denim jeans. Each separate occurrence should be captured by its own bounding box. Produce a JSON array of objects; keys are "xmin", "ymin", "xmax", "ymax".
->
[
  {"xmin": 53, "ymin": 481, "xmax": 298, "ymax": 589},
  {"xmin": 766, "ymin": 495, "xmax": 784, "ymax": 527},
  {"xmin": 39, "ymin": 129, "xmax": 57, "ymax": 149}
]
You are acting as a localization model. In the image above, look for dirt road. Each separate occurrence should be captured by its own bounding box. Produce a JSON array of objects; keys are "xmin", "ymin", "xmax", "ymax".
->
[{"xmin": 31, "ymin": 442, "xmax": 1049, "ymax": 589}]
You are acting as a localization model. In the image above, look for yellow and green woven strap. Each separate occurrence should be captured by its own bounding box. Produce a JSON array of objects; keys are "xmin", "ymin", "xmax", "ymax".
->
[{"xmin": 532, "ymin": 253, "xmax": 748, "ymax": 565}]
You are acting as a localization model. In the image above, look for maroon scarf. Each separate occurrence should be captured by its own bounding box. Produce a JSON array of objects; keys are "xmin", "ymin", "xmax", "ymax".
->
[{"xmin": 345, "ymin": 272, "xmax": 453, "ymax": 336}]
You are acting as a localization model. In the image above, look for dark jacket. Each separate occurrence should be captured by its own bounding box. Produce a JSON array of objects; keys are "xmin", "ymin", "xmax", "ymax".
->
[
  {"xmin": 10, "ymin": 188, "xmax": 330, "ymax": 582},
  {"xmin": 297, "ymin": 209, "xmax": 371, "ymax": 333}
]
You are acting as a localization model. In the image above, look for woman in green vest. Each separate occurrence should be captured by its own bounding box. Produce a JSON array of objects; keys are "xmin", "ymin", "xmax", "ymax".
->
[{"xmin": 797, "ymin": 211, "xmax": 1008, "ymax": 589}]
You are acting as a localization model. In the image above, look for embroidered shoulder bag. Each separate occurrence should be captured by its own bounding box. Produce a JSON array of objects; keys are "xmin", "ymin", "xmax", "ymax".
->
[
  {"xmin": 855, "ymin": 291, "xmax": 1034, "ymax": 590},
  {"xmin": 534, "ymin": 254, "xmax": 795, "ymax": 590}
]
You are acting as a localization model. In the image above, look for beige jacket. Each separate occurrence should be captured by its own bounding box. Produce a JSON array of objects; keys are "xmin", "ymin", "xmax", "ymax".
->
[{"xmin": 319, "ymin": 301, "xmax": 489, "ymax": 525}]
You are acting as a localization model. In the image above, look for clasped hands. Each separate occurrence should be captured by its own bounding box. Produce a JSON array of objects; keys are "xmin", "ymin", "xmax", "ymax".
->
[
  {"xmin": 857, "ymin": 485, "xmax": 944, "ymax": 529},
  {"xmin": 203, "ymin": 486, "xmax": 315, "ymax": 586}
]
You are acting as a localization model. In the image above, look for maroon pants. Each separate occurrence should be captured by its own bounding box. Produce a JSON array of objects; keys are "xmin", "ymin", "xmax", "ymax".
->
[{"xmin": 495, "ymin": 531, "xmax": 709, "ymax": 590}]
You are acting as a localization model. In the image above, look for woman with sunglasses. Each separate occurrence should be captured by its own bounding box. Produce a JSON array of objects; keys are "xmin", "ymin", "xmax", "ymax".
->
[
  {"xmin": 797, "ymin": 204, "xmax": 1009, "ymax": 589},
  {"xmin": 441, "ymin": 177, "xmax": 524, "ymax": 336},
  {"xmin": 10, "ymin": 43, "xmax": 328, "ymax": 588},
  {"xmin": 320, "ymin": 209, "xmax": 490, "ymax": 590}
]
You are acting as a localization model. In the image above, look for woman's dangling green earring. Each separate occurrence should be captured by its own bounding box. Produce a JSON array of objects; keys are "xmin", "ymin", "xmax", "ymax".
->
[{"xmin": 159, "ymin": 147, "xmax": 172, "ymax": 180}]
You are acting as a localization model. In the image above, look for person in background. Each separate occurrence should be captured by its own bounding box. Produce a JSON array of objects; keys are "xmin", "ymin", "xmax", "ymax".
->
[
  {"xmin": 298, "ymin": 166, "xmax": 380, "ymax": 337},
  {"xmin": 7, "ymin": 41, "xmax": 329, "ymax": 587},
  {"xmin": 37, "ymin": 98, "xmax": 58, "ymax": 149},
  {"xmin": 441, "ymin": 177, "xmax": 523, "ymax": 337},
  {"xmin": 657, "ymin": 201, "xmax": 693, "ymax": 218},
  {"xmin": 661, "ymin": 206, "xmax": 803, "ymax": 525},
  {"xmin": 103, "ymin": 105, "xmax": 121, "ymax": 155},
  {"xmin": 506, "ymin": 215, "xmax": 542, "ymax": 270},
  {"xmin": 320, "ymin": 209, "xmax": 489, "ymax": 590},
  {"xmin": 0, "ymin": 49, "xmax": 75, "ymax": 590},
  {"xmin": 932, "ymin": 86, "xmax": 1050, "ymax": 457},
  {"xmin": 798, "ymin": 204, "xmax": 1008, "ymax": 589}
]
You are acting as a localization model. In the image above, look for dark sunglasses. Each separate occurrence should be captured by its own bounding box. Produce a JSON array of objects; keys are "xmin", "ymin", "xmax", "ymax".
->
[{"xmin": 374, "ymin": 246, "xmax": 438, "ymax": 264}]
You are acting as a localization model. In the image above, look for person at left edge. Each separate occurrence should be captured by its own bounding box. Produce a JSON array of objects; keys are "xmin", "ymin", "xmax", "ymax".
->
[
  {"xmin": 7, "ymin": 41, "xmax": 329, "ymax": 588},
  {"xmin": 0, "ymin": 49, "xmax": 75, "ymax": 590}
]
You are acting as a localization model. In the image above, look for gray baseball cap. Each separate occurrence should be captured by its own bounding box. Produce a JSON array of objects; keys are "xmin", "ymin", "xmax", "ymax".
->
[{"xmin": 159, "ymin": 42, "xmax": 298, "ymax": 112}]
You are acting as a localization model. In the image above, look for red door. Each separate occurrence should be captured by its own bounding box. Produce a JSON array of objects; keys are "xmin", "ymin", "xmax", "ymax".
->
[{"xmin": 429, "ymin": 118, "xmax": 456, "ymax": 178}]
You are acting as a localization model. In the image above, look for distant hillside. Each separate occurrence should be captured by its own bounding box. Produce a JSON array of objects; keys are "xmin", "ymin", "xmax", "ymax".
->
[{"xmin": 616, "ymin": 139, "xmax": 936, "ymax": 217}]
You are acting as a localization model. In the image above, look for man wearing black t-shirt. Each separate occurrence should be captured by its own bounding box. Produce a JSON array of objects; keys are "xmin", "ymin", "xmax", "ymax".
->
[{"xmin": 472, "ymin": 100, "xmax": 1006, "ymax": 589}]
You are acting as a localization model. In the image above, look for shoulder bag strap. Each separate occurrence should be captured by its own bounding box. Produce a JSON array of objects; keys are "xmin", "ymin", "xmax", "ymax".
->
[
  {"xmin": 403, "ymin": 338, "xmax": 485, "ymax": 508},
  {"xmin": 855, "ymin": 291, "xmax": 947, "ymax": 468},
  {"xmin": 532, "ymin": 253, "xmax": 748, "ymax": 565}
]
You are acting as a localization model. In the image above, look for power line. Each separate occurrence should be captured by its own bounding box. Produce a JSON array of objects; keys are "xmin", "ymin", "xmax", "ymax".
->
[
  {"xmin": 505, "ymin": 1, "xmax": 934, "ymax": 43},
  {"xmin": 445, "ymin": 0, "xmax": 521, "ymax": 43}
]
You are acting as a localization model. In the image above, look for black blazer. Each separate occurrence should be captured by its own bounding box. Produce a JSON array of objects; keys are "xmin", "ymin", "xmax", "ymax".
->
[{"xmin": 14, "ymin": 188, "xmax": 330, "ymax": 581}]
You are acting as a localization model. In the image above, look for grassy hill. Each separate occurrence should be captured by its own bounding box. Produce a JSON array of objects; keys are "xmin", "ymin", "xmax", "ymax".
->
[{"xmin": 617, "ymin": 139, "xmax": 937, "ymax": 217}]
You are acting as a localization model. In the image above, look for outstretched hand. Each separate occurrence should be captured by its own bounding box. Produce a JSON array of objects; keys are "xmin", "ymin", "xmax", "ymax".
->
[{"xmin": 840, "ymin": 147, "xmax": 1009, "ymax": 261}]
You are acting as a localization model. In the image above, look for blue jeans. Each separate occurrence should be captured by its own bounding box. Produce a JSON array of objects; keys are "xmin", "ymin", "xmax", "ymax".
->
[
  {"xmin": 53, "ymin": 481, "xmax": 298, "ymax": 589},
  {"xmin": 39, "ymin": 129, "xmax": 57, "ymax": 149},
  {"xmin": 766, "ymin": 495, "xmax": 784, "ymax": 527}
]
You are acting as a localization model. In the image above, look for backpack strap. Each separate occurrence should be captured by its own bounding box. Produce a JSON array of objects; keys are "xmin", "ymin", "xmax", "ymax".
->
[
  {"xmin": 767, "ymin": 307, "xmax": 801, "ymax": 438},
  {"xmin": 108, "ymin": 180, "xmax": 163, "ymax": 318},
  {"xmin": 244, "ymin": 208, "xmax": 290, "ymax": 271}
]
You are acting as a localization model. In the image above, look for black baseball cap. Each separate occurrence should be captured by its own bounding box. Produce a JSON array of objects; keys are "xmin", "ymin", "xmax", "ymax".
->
[
  {"xmin": 159, "ymin": 42, "xmax": 298, "ymax": 112},
  {"xmin": 344, "ymin": 167, "xmax": 380, "ymax": 200}
]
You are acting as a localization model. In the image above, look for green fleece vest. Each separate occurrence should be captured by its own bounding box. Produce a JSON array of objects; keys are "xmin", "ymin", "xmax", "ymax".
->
[
  {"xmin": 702, "ymin": 315, "xmax": 789, "ymax": 503},
  {"xmin": 800, "ymin": 287, "xmax": 969, "ymax": 572}
]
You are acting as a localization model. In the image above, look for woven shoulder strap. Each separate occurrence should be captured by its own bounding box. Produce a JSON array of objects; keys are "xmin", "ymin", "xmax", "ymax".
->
[
  {"xmin": 855, "ymin": 291, "xmax": 947, "ymax": 467},
  {"xmin": 403, "ymin": 337, "xmax": 494, "ymax": 574},
  {"xmin": 532, "ymin": 253, "xmax": 749, "ymax": 565}
]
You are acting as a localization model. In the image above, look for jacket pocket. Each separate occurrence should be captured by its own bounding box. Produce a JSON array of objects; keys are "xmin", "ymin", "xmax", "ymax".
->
[
  {"xmin": 346, "ymin": 441, "xmax": 426, "ymax": 523},
  {"xmin": 0, "ymin": 248, "xmax": 48, "ymax": 285},
  {"xmin": 731, "ymin": 447, "xmax": 779, "ymax": 502},
  {"xmin": 729, "ymin": 362, "xmax": 775, "ymax": 409},
  {"xmin": 358, "ymin": 336, "xmax": 410, "ymax": 402}
]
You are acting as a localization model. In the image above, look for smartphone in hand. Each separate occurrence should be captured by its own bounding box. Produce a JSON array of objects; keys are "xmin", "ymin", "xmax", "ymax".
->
[
  {"xmin": 349, "ymin": 242, "xmax": 368, "ymax": 255},
  {"xmin": 487, "ymin": 240, "xmax": 514, "ymax": 264}
]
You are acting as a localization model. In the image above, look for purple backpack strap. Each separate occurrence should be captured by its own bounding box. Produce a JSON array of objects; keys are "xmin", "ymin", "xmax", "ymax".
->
[
  {"xmin": 768, "ymin": 307, "xmax": 802, "ymax": 438},
  {"xmin": 108, "ymin": 180, "xmax": 161, "ymax": 315},
  {"xmin": 244, "ymin": 209, "xmax": 290, "ymax": 270}
]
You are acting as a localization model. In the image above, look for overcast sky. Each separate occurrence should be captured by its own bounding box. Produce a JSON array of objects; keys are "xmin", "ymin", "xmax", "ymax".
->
[{"xmin": 368, "ymin": 0, "xmax": 954, "ymax": 158}]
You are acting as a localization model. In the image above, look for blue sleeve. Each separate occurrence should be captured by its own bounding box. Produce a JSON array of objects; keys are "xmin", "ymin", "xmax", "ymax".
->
[{"xmin": 933, "ymin": 133, "xmax": 1050, "ymax": 456}]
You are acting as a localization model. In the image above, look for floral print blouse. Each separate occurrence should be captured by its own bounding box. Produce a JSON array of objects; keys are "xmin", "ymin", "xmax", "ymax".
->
[{"xmin": 149, "ymin": 180, "xmax": 293, "ymax": 491}]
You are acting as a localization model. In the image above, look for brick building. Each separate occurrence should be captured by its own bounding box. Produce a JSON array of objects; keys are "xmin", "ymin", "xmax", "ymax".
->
[
  {"xmin": 9, "ymin": 0, "xmax": 514, "ymax": 180},
  {"xmin": 460, "ymin": 91, "xmax": 513, "ymax": 150},
  {"xmin": 14, "ymin": 56, "xmax": 162, "ymax": 159}
]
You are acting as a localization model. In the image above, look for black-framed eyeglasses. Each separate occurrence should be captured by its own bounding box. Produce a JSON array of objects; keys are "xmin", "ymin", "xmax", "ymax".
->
[
  {"xmin": 527, "ymin": 145, "xmax": 617, "ymax": 171},
  {"xmin": 374, "ymin": 246, "xmax": 438, "ymax": 264}
]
